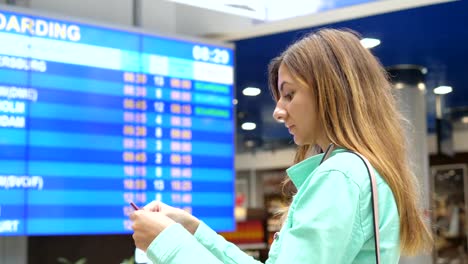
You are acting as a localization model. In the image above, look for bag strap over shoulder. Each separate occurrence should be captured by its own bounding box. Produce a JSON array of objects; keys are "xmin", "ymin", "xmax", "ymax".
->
[
  {"xmin": 320, "ymin": 144, "xmax": 381, "ymax": 264},
  {"xmin": 350, "ymin": 152, "xmax": 381, "ymax": 264}
]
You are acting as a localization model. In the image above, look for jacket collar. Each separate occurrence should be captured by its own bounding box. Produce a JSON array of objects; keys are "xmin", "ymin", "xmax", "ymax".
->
[{"xmin": 286, "ymin": 147, "xmax": 347, "ymax": 189}]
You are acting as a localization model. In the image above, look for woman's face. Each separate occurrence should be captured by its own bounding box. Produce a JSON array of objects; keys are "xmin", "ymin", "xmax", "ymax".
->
[{"xmin": 273, "ymin": 63, "xmax": 320, "ymax": 146}]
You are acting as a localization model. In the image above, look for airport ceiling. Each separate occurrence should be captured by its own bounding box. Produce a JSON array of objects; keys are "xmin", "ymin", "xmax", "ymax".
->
[{"xmin": 233, "ymin": 0, "xmax": 468, "ymax": 152}]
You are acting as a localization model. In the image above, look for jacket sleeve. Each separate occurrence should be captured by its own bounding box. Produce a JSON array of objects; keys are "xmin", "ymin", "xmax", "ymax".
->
[
  {"xmin": 273, "ymin": 170, "xmax": 363, "ymax": 263},
  {"xmin": 193, "ymin": 221, "xmax": 264, "ymax": 263},
  {"xmin": 146, "ymin": 223, "xmax": 263, "ymax": 264}
]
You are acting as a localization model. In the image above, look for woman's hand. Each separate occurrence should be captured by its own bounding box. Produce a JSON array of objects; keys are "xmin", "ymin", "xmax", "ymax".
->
[
  {"xmin": 143, "ymin": 201, "xmax": 201, "ymax": 234},
  {"xmin": 130, "ymin": 210, "xmax": 175, "ymax": 251}
]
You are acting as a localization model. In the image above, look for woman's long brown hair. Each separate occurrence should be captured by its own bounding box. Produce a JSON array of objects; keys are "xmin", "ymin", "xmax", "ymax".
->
[{"xmin": 268, "ymin": 28, "xmax": 432, "ymax": 255}]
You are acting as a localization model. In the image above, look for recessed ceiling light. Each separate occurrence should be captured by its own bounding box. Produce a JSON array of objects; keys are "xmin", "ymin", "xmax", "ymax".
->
[
  {"xmin": 394, "ymin": 82, "xmax": 404, "ymax": 89},
  {"xmin": 242, "ymin": 87, "xmax": 261, "ymax": 96},
  {"xmin": 244, "ymin": 140, "xmax": 256, "ymax": 147},
  {"xmin": 232, "ymin": 99, "xmax": 238, "ymax": 105},
  {"xmin": 241, "ymin": 122, "xmax": 256, "ymax": 130},
  {"xmin": 360, "ymin": 38, "xmax": 381, "ymax": 49},
  {"xmin": 418, "ymin": 82, "xmax": 426, "ymax": 91},
  {"xmin": 434, "ymin": 86, "xmax": 453, "ymax": 95}
]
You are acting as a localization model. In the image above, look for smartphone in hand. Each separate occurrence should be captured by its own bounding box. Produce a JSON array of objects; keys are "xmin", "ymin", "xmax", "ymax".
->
[{"xmin": 130, "ymin": 202, "xmax": 140, "ymax": 210}]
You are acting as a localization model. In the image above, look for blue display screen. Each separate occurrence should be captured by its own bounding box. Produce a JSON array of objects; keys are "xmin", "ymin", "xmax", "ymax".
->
[{"xmin": 0, "ymin": 9, "xmax": 235, "ymax": 236}]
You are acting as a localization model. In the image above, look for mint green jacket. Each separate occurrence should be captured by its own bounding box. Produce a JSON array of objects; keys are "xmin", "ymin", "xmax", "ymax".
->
[{"xmin": 146, "ymin": 148, "xmax": 400, "ymax": 263}]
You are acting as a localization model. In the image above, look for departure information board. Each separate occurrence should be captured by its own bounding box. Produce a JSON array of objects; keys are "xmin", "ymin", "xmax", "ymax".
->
[{"xmin": 0, "ymin": 8, "xmax": 235, "ymax": 236}]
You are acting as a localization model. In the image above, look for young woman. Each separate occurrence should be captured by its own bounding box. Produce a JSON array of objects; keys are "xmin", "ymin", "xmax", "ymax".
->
[{"xmin": 130, "ymin": 28, "xmax": 433, "ymax": 263}]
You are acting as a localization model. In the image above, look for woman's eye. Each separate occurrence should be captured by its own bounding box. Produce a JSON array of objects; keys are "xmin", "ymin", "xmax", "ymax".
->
[{"xmin": 284, "ymin": 92, "xmax": 294, "ymax": 100}]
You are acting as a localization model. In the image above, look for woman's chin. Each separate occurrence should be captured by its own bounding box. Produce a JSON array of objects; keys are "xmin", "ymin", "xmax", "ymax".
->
[
  {"xmin": 292, "ymin": 136, "xmax": 303, "ymax": 146},
  {"xmin": 292, "ymin": 135, "xmax": 314, "ymax": 146}
]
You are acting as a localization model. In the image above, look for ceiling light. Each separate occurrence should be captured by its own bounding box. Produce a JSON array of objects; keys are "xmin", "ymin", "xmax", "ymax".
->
[
  {"xmin": 232, "ymin": 99, "xmax": 238, "ymax": 105},
  {"xmin": 244, "ymin": 140, "xmax": 256, "ymax": 147},
  {"xmin": 360, "ymin": 38, "xmax": 381, "ymax": 49},
  {"xmin": 242, "ymin": 87, "xmax": 261, "ymax": 96},
  {"xmin": 418, "ymin": 82, "xmax": 426, "ymax": 91},
  {"xmin": 241, "ymin": 122, "xmax": 256, "ymax": 130},
  {"xmin": 434, "ymin": 86, "xmax": 453, "ymax": 95},
  {"xmin": 394, "ymin": 82, "xmax": 404, "ymax": 89}
]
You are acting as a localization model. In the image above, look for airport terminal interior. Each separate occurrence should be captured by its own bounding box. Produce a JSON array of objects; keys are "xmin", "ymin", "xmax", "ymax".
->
[{"xmin": 0, "ymin": 0, "xmax": 467, "ymax": 263}]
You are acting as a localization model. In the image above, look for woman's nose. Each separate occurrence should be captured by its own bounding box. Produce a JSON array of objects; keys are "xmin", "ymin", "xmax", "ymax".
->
[{"xmin": 273, "ymin": 106, "xmax": 286, "ymax": 123}]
